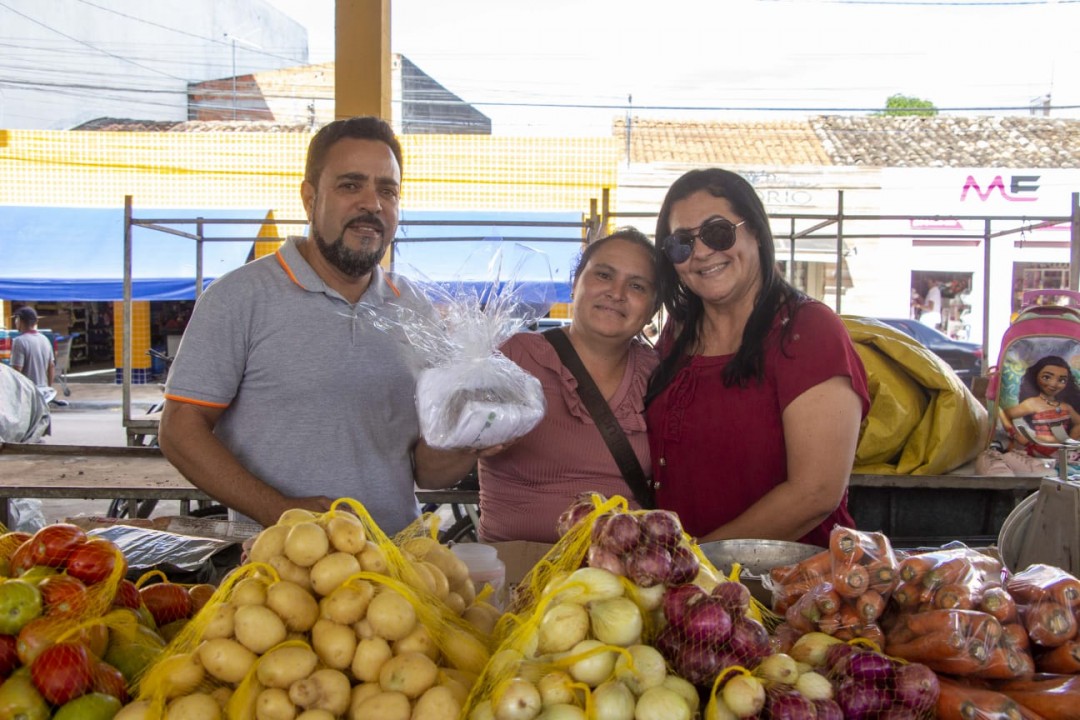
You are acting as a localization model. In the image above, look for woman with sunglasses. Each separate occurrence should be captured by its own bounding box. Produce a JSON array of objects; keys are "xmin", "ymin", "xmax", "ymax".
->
[
  {"xmin": 475, "ymin": 228, "xmax": 661, "ymax": 542},
  {"xmin": 645, "ymin": 169, "xmax": 869, "ymax": 548}
]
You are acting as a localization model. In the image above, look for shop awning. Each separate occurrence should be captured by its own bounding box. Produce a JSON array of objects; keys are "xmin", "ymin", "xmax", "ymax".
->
[{"xmin": 0, "ymin": 206, "xmax": 272, "ymax": 301}]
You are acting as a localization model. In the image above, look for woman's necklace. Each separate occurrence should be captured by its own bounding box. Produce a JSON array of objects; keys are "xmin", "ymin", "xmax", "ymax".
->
[{"xmin": 1040, "ymin": 393, "xmax": 1062, "ymax": 408}]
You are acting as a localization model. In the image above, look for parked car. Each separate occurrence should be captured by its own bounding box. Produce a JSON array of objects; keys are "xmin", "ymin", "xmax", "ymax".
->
[
  {"xmin": 871, "ymin": 317, "xmax": 983, "ymax": 383},
  {"xmin": 0, "ymin": 325, "xmax": 58, "ymax": 367}
]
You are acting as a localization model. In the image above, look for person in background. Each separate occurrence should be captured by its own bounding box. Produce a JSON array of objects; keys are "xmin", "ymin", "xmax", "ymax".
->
[
  {"xmin": 646, "ymin": 168, "xmax": 870, "ymax": 548},
  {"xmin": 919, "ymin": 278, "xmax": 943, "ymax": 329},
  {"xmin": 158, "ymin": 117, "xmax": 473, "ymax": 532},
  {"xmin": 473, "ymin": 228, "xmax": 660, "ymax": 542},
  {"xmin": 10, "ymin": 306, "xmax": 54, "ymax": 389}
]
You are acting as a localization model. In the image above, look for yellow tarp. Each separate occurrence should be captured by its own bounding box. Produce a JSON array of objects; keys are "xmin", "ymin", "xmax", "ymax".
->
[{"xmin": 844, "ymin": 317, "xmax": 989, "ymax": 475}]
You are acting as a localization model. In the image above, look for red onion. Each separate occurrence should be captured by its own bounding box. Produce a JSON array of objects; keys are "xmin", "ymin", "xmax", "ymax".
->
[
  {"xmin": 876, "ymin": 707, "xmax": 920, "ymax": 720},
  {"xmin": 766, "ymin": 690, "xmax": 818, "ymax": 720},
  {"xmin": 593, "ymin": 513, "xmax": 640, "ymax": 555},
  {"xmin": 668, "ymin": 545, "xmax": 700, "ymax": 585},
  {"xmin": 625, "ymin": 542, "xmax": 673, "ymax": 588},
  {"xmin": 662, "ymin": 583, "xmax": 705, "ymax": 630},
  {"xmin": 813, "ymin": 699, "xmax": 844, "ymax": 720},
  {"xmin": 639, "ymin": 510, "xmax": 683, "ymax": 548},
  {"xmin": 824, "ymin": 641, "xmax": 857, "ymax": 674},
  {"xmin": 586, "ymin": 545, "xmax": 626, "ymax": 577},
  {"xmin": 847, "ymin": 651, "xmax": 896, "ymax": 688},
  {"xmin": 836, "ymin": 677, "xmax": 892, "ymax": 720},
  {"xmin": 555, "ymin": 495, "xmax": 596, "ymax": 536},
  {"xmin": 726, "ymin": 617, "xmax": 771, "ymax": 666},
  {"xmin": 712, "ymin": 581, "xmax": 752, "ymax": 616},
  {"xmin": 681, "ymin": 596, "xmax": 734, "ymax": 645},
  {"xmin": 654, "ymin": 623, "xmax": 682, "ymax": 662},
  {"xmin": 894, "ymin": 662, "xmax": 939, "ymax": 712},
  {"xmin": 674, "ymin": 642, "xmax": 730, "ymax": 686}
]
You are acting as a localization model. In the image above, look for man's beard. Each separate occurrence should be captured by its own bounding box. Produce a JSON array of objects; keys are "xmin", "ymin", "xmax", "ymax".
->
[{"xmin": 312, "ymin": 215, "xmax": 388, "ymax": 279}]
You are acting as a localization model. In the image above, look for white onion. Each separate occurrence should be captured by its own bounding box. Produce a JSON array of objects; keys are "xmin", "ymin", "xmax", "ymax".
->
[
  {"xmin": 593, "ymin": 680, "xmax": 635, "ymax": 720},
  {"xmin": 552, "ymin": 568, "xmax": 625, "ymax": 605},
  {"xmin": 565, "ymin": 640, "xmax": 617, "ymax": 688},
  {"xmin": 628, "ymin": 582, "xmax": 666, "ymax": 612},
  {"xmin": 662, "ymin": 675, "xmax": 700, "ymax": 716},
  {"xmin": 537, "ymin": 671, "xmax": 578, "ymax": 707},
  {"xmin": 613, "ymin": 645, "xmax": 667, "ymax": 696},
  {"xmin": 589, "ymin": 597, "xmax": 643, "ymax": 647},
  {"xmin": 721, "ymin": 674, "xmax": 766, "ymax": 719},
  {"xmin": 493, "ymin": 678, "xmax": 542, "ymax": 720},
  {"xmin": 794, "ymin": 671, "xmax": 834, "ymax": 702},
  {"xmin": 537, "ymin": 703, "xmax": 587, "ymax": 720},
  {"xmin": 634, "ymin": 686, "xmax": 690, "ymax": 720},
  {"xmin": 537, "ymin": 602, "xmax": 591, "ymax": 655}
]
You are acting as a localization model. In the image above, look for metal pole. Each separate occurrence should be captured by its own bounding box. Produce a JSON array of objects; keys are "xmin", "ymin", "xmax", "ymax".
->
[
  {"xmin": 1070, "ymin": 192, "xmax": 1080, "ymax": 291},
  {"xmin": 982, "ymin": 218, "xmax": 992, "ymax": 364},
  {"xmin": 196, "ymin": 219, "xmax": 205, "ymax": 299},
  {"xmin": 835, "ymin": 191, "xmax": 844, "ymax": 313},
  {"xmin": 231, "ymin": 39, "xmax": 237, "ymax": 121},
  {"xmin": 122, "ymin": 196, "xmax": 133, "ymax": 434}
]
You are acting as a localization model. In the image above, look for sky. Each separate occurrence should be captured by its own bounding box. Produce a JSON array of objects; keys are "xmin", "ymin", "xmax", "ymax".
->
[{"xmin": 263, "ymin": 0, "xmax": 1080, "ymax": 135}]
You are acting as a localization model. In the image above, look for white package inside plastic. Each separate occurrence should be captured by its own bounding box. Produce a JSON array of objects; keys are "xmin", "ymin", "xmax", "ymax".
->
[{"xmin": 417, "ymin": 354, "xmax": 545, "ymax": 449}]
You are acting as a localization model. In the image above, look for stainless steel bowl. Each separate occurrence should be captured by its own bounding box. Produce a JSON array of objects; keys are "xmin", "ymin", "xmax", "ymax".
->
[{"xmin": 699, "ymin": 539, "xmax": 825, "ymax": 605}]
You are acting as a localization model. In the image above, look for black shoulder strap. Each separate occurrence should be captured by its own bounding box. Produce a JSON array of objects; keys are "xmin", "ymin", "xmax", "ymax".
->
[{"xmin": 543, "ymin": 328, "xmax": 655, "ymax": 509}]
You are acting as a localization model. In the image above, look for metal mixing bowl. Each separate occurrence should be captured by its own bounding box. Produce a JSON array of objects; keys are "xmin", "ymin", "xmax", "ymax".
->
[{"xmin": 699, "ymin": 539, "xmax": 825, "ymax": 605}]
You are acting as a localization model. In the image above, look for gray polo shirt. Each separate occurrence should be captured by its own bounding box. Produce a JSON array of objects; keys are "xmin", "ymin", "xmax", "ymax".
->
[
  {"xmin": 11, "ymin": 331, "xmax": 53, "ymax": 387},
  {"xmin": 165, "ymin": 238, "xmax": 431, "ymax": 534}
]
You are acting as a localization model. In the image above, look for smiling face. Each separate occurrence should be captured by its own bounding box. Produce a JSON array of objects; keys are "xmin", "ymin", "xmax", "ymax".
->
[
  {"xmin": 301, "ymin": 137, "xmax": 401, "ymax": 281},
  {"xmin": 667, "ymin": 190, "xmax": 762, "ymax": 311},
  {"xmin": 570, "ymin": 237, "xmax": 657, "ymax": 343},
  {"xmin": 1037, "ymin": 364, "xmax": 1071, "ymax": 400}
]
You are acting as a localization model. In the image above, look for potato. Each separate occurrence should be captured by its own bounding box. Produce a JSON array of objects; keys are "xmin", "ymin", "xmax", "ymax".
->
[
  {"xmin": 201, "ymin": 602, "xmax": 236, "ymax": 640},
  {"xmin": 311, "ymin": 618, "xmax": 357, "ymax": 670},
  {"xmin": 419, "ymin": 561, "xmax": 450, "ymax": 600},
  {"xmin": 167, "ymin": 692, "xmax": 222, "ymax": 720},
  {"xmin": 444, "ymin": 591, "xmax": 467, "ymax": 616},
  {"xmin": 285, "ymin": 522, "xmax": 330, "ymax": 568},
  {"xmin": 210, "ymin": 686, "xmax": 232, "ymax": 710},
  {"xmin": 320, "ymin": 580, "xmax": 374, "ymax": 625},
  {"xmin": 198, "ymin": 637, "xmax": 258, "ymax": 684},
  {"xmin": 257, "ymin": 645, "xmax": 320, "ymax": 689},
  {"xmin": 425, "ymin": 545, "xmax": 470, "ymax": 587},
  {"xmin": 234, "ymin": 604, "xmax": 288, "ymax": 654},
  {"xmin": 325, "ymin": 514, "xmax": 367, "ymax": 554},
  {"xmin": 411, "ymin": 562, "xmax": 439, "ymax": 597},
  {"xmin": 470, "ymin": 700, "xmax": 495, "ymax": 720},
  {"xmin": 441, "ymin": 667, "xmax": 479, "ymax": 691},
  {"xmin": 277, "ymin": 508, "xmax": 319, "ymax": 526},
  {"xmin": 353, "ymin": 618, "xmax": 376, "ymax": 640},
  {"xmin": 255, "ymin": 687, "xmax": 295, "ymax": 720},
  {"xmin": 412, "ymin": 685, "xmax": 462, "ymax": 720},
  {"xmin": 267, "ymin": 580, "xmax": 320, "ymax": 632},
  {"xmin": 351, "ymin": 636, "xmax": 393, "ymax": 683},
  {"xmin": 249, "ymin": 525, "xmax": 290, "ymax": 564},
  {"xmin": 366, "ymin": 589, "xmax": 417, "ymax": 641},
  {"xmin": 350, "ymin": 690, "xmax": 411, "ymax": 720},
  {"xmin": 462, "ymin": 603, "xmax": 499, "ymax": 636},
  {"xmin": 400, "ymin": 536, "xmax": 439, "ymax": 559},
  {"xmin": 114, "ymin": 700, "xmax": 151, "ymax": 720},
  {"xmin": 378, "ymin": 652, "xmax": 439, "ymax": 699},
  {"xmin": 232, "ymin": 577, "xmax": 269, "ymax": 606},
  {"xmin": 154, "ymin": 652, "xmax": 204, "ymax": 699},
  {"xmin": 289, "ymin": 668, "xmax": 351, "ymax": 715},
  {"xmin": 296, "ymin": 711, "xmax": 335, "ymax": 720},
  {"xmin": 309, "ymin": 552, "xmax": 362, "ymax": 597},
  {"xmin": 349, "ymin": 682, "xmax": 383, "ymax": 711},
  {"xmin": 392, "ymin": 624, "xmax": 439, "ymax": 661},
  {"xmin": 357, "ymin": 542, "xmax": 388, "ymax": 574},
  {"xmin": 452, "ymin": 577, "xmax": 476, "ymax": 606},
  {"xmin": 440, "ymin": 675, "xmax": 470, "ymax": 707},
  {"xmin": 269, "ymin": 554, "xmax": 313, "ymax": 588}
]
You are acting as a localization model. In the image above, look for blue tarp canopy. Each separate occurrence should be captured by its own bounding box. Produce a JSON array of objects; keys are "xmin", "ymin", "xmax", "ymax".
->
[{"xmin": 0, "ymin": 206, "xmax": 271, "ymax": 301}]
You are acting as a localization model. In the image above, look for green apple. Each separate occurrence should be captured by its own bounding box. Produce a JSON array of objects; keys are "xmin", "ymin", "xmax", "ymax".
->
[
  {"xmin": 53, "ymin": 691, "xmax": 123, "ymax": 720},
  {"xmin": 104, "ymin": 623, "xmax": 165, "ymax": 683},
  {"xmin": 0, "ymin": 667, "xmax": 50, "ymax": 720},
  {"xmin": 0, "ymin": 580, "xmax": 43, "ymax": 635}
]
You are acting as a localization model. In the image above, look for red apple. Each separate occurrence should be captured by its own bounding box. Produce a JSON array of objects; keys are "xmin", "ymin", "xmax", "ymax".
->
[
  {"xmin": 0, "ymin": 634, "xmax": 17, "ymax": 679},
  {"xmin": 27, "ymin": 525, "xmax": 87, "ymax": 568},
  {"xmin": 30, "ymin": 642, "xmax": 94, "ymax": 706},
  {"xmin": 65, "ymin": 540, "xmax": 124, "ymax": 586},
  {"xmin": 139, "ymin": 583, "xmax": 193, "ymax": 627},
  {"xmin": 37, "ymin": 575, "xmax": 87, "ymax": 617}
]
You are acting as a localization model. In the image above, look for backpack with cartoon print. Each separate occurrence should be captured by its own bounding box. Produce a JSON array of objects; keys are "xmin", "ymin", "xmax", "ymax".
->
[{"xmin": 984, "ymin": 289, "xmax": 1080, "ymax": 460}]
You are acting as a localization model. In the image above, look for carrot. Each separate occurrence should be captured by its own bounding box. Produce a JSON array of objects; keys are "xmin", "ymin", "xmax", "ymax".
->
[
  {"xmin": 994, "ymin": 674, "xmax": 1080, "ymax": 720},
  {"xmin": 865, "ymin": 559, "xmax": 897, "ymax": 593},
  {"xmin": 837, "ymin": 602, "xmax": 862, "ymax": 632},
  {"xmin": 893, "ymin": 581, "xmax": 921, "ymax": 610},
  {"xmin": 785, "ymin": 600, "xmax": 817, "ymax": 634},
  {"xmin": 981, "ymin": 586, "xmax": 1019, "ymax": 623},
  {"xmin": 1002, "ymin": 623, "xmax": 1031, "ymax": 652},
  {"xmin": 1047, "ymin": 577, "xmax": 1080, "ymax": 610},
  {"xmin": 856, "ymin": 589, "xmax": 886, "ymax": 622},
  {"xmin": 817, "ymin": 611, "xmax": 842, "ymax": 636},
  {"xmin": 904, "ymin": 608, "xmax": 967, "ymax": 636},
  {"xmin": 854, "ymin": 621, "xmax": 885, "ymax": 650},
  {"xmin": 886, "ymin": 629, "xmax": 969, "ymax": 663},
  {"xmin": 935, "ymin": 582, "xmax": 977, "ymax": 610},
  {"xmin": 1024, "ymin": 602, "xmax": 1078, "ymax": 648},
  {"xmin": 833, "ymin": 563, "xmax": 870, "ymax": 599},
  {"xmin": 976, "ymin": 646, "xmax": 1034, "ymax": 680},
  {"xmin": 778, "ymin": 550, "xmax": 833, "ymax": 585},
  {"xmin": 1034, "ymin": 640, "xmax": 1080, "ymax": 674},
  {"xmin": 899, "ymin": 554, "xmax": 935, "ymax": 584},
  {"xmin": 829, "ymin": 526, "xmax": 866, "ymax": 566},
  {"xmin": 965, "ymin": 612, "xmax": 1006, "ymax": 648},
  {"xmin": 922, "ymin": 558, "xmax": 974, "ymax": 590},
  {"xmin": 811, "ymin": 584, "xmax": 842, "ymax": 616}
]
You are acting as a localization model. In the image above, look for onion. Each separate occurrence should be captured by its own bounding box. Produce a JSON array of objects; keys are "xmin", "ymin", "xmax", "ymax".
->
[
  {"xmin": 593, "ymin": 513, "xmax": 640, "ymax": 555},
  {"xmin": 662, "ymin": 583, "xmax": 705, "ymax": 630},
  {"xmin": 586, "ymin": 546, "xmax": 626, "ymax": 577},
  {"xmin": 565, "ymin": 639, "xmax": 617, "ymax": 688},
  {"xmin": 847, "ymin": 651, "xmax": 896, "ymax": 688},
  {"xmin": 756, "ymin": 653, "xmax": 799, "ymax": 687},
  {"xmin": 613, "ymin": 644, "xmax": 667, "ymax": 695},
  {"xmin": 793, "ymin": 671, "xmax": 834, "ymax": 702},
  {"xmin": 823, "ymin": 641, "xmax": 857, "ymax": 673},
  {"xmin": 894, "ymin": 662, "xmax": 939, "ymax": 712},
  {"xmin": 537, "ymin": 602, "xmax": 591, "ymax": 655},
  {"xmin": 668, "ymin": 545, "xmax": 700, "ymax": 585},
  {"xmin": 813, "ymin": 698, "xmax": 844, "ymax": 720},
  {"xmin": 836, "ymin": 677, "xmax": 892, "ymax": 720},
  {"xmin": 675, "ymin": 642, "xmax": 726, "ymax": 687},
  {"xmin": 711, "ymin": 581, "xmax": 752, "ymax": 617},
  {"xmin": 555, "ymin": 495, "xmax": 597, "ymax": 536},
  {"xmin": 720, "ymin": 674, "xmax": 766, "ymax": 718},
  {"xmin": 493, "ymin": 678, "xmax": 542, "ymax": 720},
  {"xmin": 553, "ymin": 567, "xmax": 625, "ymax": 605},
  {"xmin": 629, "ymin": 582, "xmax": 666, "ymax": 612},
  {"xmin": 766, "ymin": 690, "xmax": 818, "ymax": 720},
  {"xmin": 653, "ymin": 624, "xmax": 681, "ymax": 663},
  {"xmin": 726, "ymin": 618, "xmax": 771, "ymax": 666},
  {"xmin": 588, "ymin": 597, "xmax": 643, "ymax": 647},
  {"xmin": 625, "ymin": 543, "xmax": 673, "ymax": 588},
  {"xmin": 681, "ymin": 596, "xmax": 734, "ymax": 646},
  {"xmin": 537, "ymin": 671, "xmax": 578, "ymax": 707},
  {"xmin": 790, "ymin": 632, "xmax": 844, "ymax": 668},
  {"xmin": 635, "ymin": 686, "xmax": 691, "ymax": 720},
  {"xmin": 662, "ymin": 675, "xmax": 701, "ymax": 716},
  {"xmin": 639, "ymin": 510, "xmax": 683, "ymax": 549},
  {"xmin": 591, "ymin": 680, "xmax": 634, "ymax": 720}
]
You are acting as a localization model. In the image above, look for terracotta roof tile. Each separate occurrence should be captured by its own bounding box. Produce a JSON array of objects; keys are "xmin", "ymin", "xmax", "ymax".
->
[
  {"xmin": 614, "ymin": 118, "xmax": 832, "ymax": 166},
  {"xmin": 71, "ymin": 118, "xmax": 311, "ymax": 133}
]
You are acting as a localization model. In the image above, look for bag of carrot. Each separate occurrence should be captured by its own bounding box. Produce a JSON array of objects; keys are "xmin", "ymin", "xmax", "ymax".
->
[
  {"xmin": 1005, "ymin": 563, "xmax": 1080, "ymax": 674},
  {"xmin": 764, "ymin": 526, "xmax": 899, "ymax": 651}
]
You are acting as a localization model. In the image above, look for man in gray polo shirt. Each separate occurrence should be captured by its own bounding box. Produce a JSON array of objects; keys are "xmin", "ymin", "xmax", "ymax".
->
[{"xmin": 159, "ymin": 117, "xmax": 474, "ymax": 533}]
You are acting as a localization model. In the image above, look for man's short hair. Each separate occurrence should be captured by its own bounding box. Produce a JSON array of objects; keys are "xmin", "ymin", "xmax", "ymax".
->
[
  {"xmin": 13, "ymin": 306, "xmax": 37, "ymax": 325},
  {"xmin": 304, "ymin": 116, "xmax": 403, "ymax": 188}
]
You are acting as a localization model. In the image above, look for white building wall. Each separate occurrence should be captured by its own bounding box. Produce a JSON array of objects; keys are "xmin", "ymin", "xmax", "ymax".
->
[{"xmin": 0, "ymin": 0, "xmax": 306, "ymax": 129}]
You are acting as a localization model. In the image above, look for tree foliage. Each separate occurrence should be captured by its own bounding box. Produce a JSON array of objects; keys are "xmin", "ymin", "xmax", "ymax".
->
[{"xmin": 880, "ymin": 93, "xmax": 938, "ymax": 117}]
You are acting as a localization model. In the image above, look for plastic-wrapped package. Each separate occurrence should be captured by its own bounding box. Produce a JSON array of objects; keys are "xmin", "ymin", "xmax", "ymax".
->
[
  {"xmin": 1005, "ymin": 563, "xmax": 1080, "ymax": 673},
  {"xmin": 365, "ymin": 241, "xmax": 555, "ymax": 450}
]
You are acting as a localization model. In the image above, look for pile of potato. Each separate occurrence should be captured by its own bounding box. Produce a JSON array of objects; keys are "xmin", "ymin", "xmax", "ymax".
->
[{"xmin": 118, "ymin": 507, "xmax": 497, "ymax": 720}]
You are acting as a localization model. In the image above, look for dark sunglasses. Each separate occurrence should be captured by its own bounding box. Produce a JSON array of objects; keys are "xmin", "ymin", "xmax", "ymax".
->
[{"xmin": 662, "ymin": 217, "xmax": 746, "ymax": 264}]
